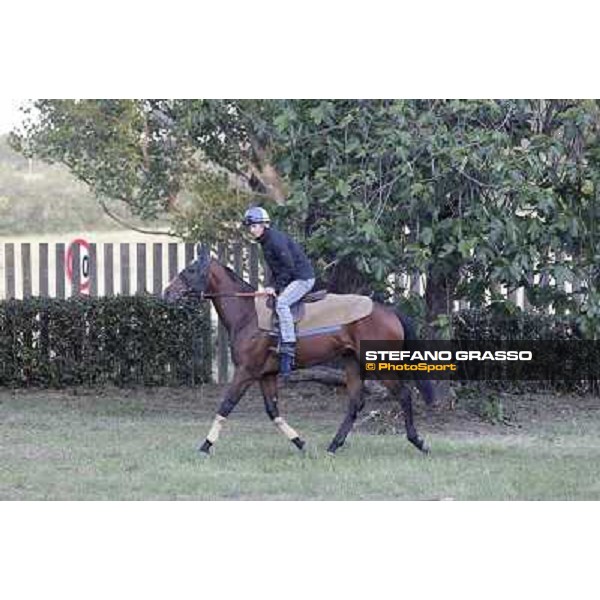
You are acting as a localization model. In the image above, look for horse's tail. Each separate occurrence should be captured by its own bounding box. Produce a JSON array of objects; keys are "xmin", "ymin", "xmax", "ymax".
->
[{"xmin": 394, "ymin": 308, "xmax": 436, "ymax": 406}]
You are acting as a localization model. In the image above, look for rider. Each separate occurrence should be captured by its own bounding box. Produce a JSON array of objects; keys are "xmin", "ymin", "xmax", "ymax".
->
[{"xmin": 243, "ymin": 206, "xmax": 315, "ymax": 376}]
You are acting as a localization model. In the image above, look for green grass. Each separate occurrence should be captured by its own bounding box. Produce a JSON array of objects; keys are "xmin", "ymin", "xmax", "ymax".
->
[{"xmin": 1, "ymin": 388, "xmax": 600, "ymax": 500}]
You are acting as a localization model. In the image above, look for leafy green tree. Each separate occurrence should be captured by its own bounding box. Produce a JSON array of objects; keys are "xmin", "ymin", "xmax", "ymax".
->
[
  {"xmin": 273, "ymin": 99, "xmax": 600, "ymax": 331},
  {"xmin": 10, "ymin": 100, "xmax": 290, "ymax": 238},
  {"xmin": 11, "ymin": 99, "xmax": 600, "ymax": 335}
]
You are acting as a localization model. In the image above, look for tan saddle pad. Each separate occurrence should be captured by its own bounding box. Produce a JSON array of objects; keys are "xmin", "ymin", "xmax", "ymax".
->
[{"xmin": 255, "ymin": 293, "xmax": 373, "ymax": 333}]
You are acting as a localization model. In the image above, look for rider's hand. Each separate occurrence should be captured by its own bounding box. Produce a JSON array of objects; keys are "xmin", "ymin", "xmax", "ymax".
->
[{"xmin": 264, "ymin": 287, "xmax": 276, "ymax": 296}]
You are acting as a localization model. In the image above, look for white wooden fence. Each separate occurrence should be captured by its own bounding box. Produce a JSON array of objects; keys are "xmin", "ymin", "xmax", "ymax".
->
[{"xmin": 1, "ymin": 240, "xmax": 579, "ymax": 381}]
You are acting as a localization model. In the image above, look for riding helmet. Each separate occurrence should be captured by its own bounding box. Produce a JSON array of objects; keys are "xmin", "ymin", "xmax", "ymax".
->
[{"xmin": 243, "ymin": 206, "xmax": 271, "ymax": 226}]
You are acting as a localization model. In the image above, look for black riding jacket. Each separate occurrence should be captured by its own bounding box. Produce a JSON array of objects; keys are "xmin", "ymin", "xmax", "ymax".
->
[{"xmin": 257, "ymin": 227, "xmax": 315, "ymax": 292}]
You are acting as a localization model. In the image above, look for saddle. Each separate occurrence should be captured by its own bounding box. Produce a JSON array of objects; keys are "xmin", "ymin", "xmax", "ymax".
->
[
  {"xmin": 256, "ymin": 290, "xmax": 374, "ymax": 336},
  {"xmin": 265, "ymin": 289, "xmax": 327, "ymax": 319}
]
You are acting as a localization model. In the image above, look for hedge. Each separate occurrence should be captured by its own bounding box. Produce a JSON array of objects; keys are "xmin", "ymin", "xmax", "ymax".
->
[
  {"xmin": 0, "ymin": 297, "xmax": 212, "ymax": 388},
  {"xmin": 451, "ymin": 308, "xmax": 581, "ymax": 341},
  {"xmin": 0, "ymin": 298, "xmax": 592, "ymax": 391},
  {"xmin": 451, "ymin": 308, "xmax": 600, "ymax": 394}
]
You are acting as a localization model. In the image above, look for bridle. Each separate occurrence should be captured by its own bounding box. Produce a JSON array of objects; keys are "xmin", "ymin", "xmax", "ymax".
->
[{"xmin": 177, "ymin": 267, "xmax": 273, "ymax": 301}]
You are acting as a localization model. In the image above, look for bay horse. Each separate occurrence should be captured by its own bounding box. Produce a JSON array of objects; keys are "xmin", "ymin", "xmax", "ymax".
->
[{"xmin": 164, "ymin": 244, "xmax": 435, "ymax": 456}]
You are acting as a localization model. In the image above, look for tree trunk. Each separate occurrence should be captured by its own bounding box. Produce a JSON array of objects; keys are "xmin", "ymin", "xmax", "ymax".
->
[
  {"xmin": 327, "ymin": 256, "xmax": 371, "ymax": 294},
  {"xmin": 247, "ymin": 136, "xmax": 288, "ymax": 204},
  {"xmin": 424, "ymin": 264, "xmax": 458, "ymax": 337}
]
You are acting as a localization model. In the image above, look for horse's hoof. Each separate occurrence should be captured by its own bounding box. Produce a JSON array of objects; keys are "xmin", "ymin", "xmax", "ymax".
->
[
  {"xmin": 197, "ymin": 447, "xmax": 212, "ymax": 458},
  {"xmin": 291, "ymin": 437, "xmax": 306, "ymax": 452}
]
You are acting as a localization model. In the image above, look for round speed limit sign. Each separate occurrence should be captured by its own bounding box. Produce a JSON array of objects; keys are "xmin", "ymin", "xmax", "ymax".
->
[{"xmin": 66, "ymin": 238, "xmax": 91, "ymax": 293}]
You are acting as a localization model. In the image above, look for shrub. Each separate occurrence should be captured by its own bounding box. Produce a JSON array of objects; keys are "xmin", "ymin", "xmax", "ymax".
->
[
  {"xmin": 0, "ymin": 296, "xmax": 212, "ymax": 388},
  {"xmin": 451, "ymin": 308, "xmax": 596, "ymax": 395}
]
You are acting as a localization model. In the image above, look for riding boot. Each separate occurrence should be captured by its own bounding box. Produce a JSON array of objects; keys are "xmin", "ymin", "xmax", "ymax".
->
[{"xmin": 278, "ymin": 341, "xmax": 296, "ymax": 377}]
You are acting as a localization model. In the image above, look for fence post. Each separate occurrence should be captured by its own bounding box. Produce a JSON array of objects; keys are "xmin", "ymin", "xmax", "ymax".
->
[
  {"xmin": 136, "ymin": 243, "xmax": 147, "ymax": 294},
  {"xmin": 5, "ymin": 243, "xmax": 15, "ymax": 299},
  {"xmin": 185, "ymin": 242, "xmax": 195, "ymax": 266},
  {"xmin": 233, "ymin": 242, "xmax": 243, "ymax": 278},
  {"xmin": 39, "ymin": 243, "xmax": 49, "ymax": 298},
  {"xmin": 410, "ymin": 270, "xmax": 421, "ymax": 296},
  {"xmin": 89, "ymin": 243, "xmax": 98, "ymax": 297},
  {"xmin": 56, "ymin": 243, "xmax": 65, "ymax": 299},
  {"xmin": 22, "ymin": 243, "xmax": 32, "ymax": 298},
  {"xmin": 168, "ymin": 243, "xmax": 178, "ymax": 281},
  {"xmin": 523, "ymin": 272, "xmax": 534, "ymax": 310},
  {"xmin": 153, "ymin": 243, "xmax": 163, "ymax": 297},
  {"xmin": 104, "ymin": 244, "xmax": 114, "ymax": 297},
  {"xmin": 71, "ymin": 242, "xmax": 81, "ymax": 297},
  {"xmin": 120, "ymin": 243, "xmax": 130, "ymax": 295}
]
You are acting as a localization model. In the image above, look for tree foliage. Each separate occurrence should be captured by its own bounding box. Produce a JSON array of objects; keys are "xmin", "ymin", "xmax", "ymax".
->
[{"xmin": 11, "ymin": 99, "xmax": 600, "ymax": 334}]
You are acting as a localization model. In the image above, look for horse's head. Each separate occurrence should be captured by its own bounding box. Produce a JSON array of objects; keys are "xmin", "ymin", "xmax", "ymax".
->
[{"xmin": 163, "ymin": 244, "xmax": 212, "ymax": 302}]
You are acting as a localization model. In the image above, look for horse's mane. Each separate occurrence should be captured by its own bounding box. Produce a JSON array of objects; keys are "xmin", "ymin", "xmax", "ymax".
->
[{"xmin": 220, "ymin": 262, "xmax": 256, "ymax": 292}]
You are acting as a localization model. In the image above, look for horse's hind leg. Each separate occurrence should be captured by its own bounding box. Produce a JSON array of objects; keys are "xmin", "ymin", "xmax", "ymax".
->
[
  {"xmin": 260, "ymin": 373, "xmax": 306, "ymax": 452},
  {"xmin": 396, "ymin": 383, "xmax": 429, "ymax": 454},
  {"xmin": 327, "ymin": 356, "xmax": 365, "ymax": 454}
]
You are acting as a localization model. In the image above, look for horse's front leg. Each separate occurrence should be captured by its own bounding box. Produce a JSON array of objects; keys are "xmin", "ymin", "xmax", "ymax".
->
[
  {"xmin": 198, "ymin": 367, "xmax": 254, "ymax": 456},
  {"xmin": 260, "ymin": 373, "xmax": 306, "ymax": 452}
]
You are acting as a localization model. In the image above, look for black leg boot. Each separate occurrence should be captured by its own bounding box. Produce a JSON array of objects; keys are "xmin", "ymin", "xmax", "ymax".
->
[{"xmin": 278, "ymin": 342, "xmax": 296, "ymax": 378}]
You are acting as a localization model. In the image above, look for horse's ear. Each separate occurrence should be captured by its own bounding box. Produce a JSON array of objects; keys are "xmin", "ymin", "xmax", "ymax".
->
[{"xmin": 196, "ymin": 243, "xmax": 210, "ymax": 259}]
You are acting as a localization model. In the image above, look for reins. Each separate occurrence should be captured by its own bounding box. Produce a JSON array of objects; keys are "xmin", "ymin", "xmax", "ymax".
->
[
  {"xmin": 177, "ymin": 258, "xmax": 274, "ymax": 301},
  {"xmin": 193, "ymin": 291, "xmax": 273, "ymax": 300}
]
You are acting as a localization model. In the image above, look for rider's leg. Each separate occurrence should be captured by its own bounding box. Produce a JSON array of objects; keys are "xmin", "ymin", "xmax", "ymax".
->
[
  {"xmin": 276, "ymin": 278, "xmax": 315, "ymax": 342},
  {"xmin": 275, "ymin": 278, "xmax": 315, "ymax": 374}
]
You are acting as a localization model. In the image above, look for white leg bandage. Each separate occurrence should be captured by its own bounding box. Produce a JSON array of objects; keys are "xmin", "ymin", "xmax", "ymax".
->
[
  {"xmin": 273, "ymin": 417, "xmax": 300, "ymax": 441},
  {"xmin": 206, "ymin": 415, "xmax": 227, "ymax": 444}
]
